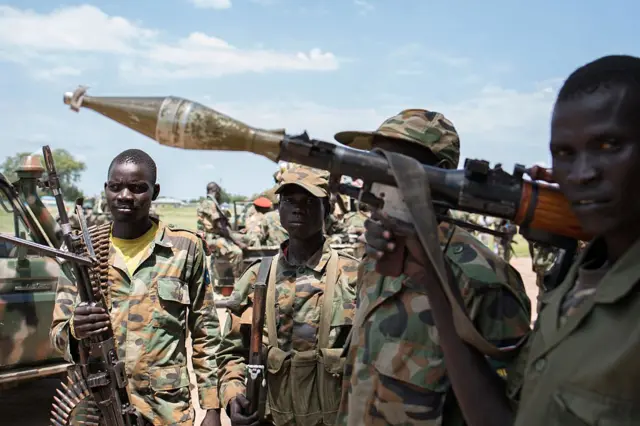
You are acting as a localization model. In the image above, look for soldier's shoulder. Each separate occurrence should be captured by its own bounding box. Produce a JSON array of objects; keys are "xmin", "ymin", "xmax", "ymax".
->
[
  {"xmin": 442, "ymin": 223, "xmax": 516, "ymax": 288},
  {"xmin": 163, "ymin": 223, "xmax": 204, "ymax": 248}
]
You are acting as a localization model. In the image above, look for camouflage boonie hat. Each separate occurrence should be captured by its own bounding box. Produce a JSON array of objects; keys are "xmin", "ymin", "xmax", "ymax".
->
[
  {"xmin": 334, "ymin": 109, "xmax": 460, "ymax": 169},
  {"xmin": 275, "ymin": 165, "xmax": 330, "ymax": 198}
]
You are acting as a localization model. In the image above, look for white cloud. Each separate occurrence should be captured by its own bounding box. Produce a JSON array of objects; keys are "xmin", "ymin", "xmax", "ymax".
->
[
  {"xmin": 354, "ymin": 0, "xmax": 374, "ymax": 14},
  {"xmin": 0, "ymin": 4, "xmax": 339, "ymax": 80},
  {"xmin": 188, "ymin": 0, "xmax": 232, "ymax": 9},
  {"xmin": 122, "ymin": 33, "xmax": 338, "ymax": 80},
  {"xmin": 0, "ymin": 5, "xmax": 155, "ymax": 53}
]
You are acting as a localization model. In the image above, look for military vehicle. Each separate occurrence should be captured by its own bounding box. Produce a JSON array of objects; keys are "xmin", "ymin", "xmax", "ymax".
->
[{"xmin": 0, "ymin": 156, "xmax": 68, "ymax": 386}]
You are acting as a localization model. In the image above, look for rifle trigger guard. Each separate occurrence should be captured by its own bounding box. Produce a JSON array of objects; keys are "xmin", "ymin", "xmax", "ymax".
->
[{"xmin": 246, "ymin": 364, "xmax": 266, "ymax": 386}]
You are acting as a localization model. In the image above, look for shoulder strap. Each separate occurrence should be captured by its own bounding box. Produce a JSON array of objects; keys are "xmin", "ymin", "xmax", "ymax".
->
[
  {"xmin": 379, "ymin": 150, "xmax": 522, "ymax": 360},
  {"xmin": 317, "ymin": 250, "xmax": 339, "ymax": 349},
  {"xmin": 265, "ymin": 254, "xmax": 280, "ymax": 348}
]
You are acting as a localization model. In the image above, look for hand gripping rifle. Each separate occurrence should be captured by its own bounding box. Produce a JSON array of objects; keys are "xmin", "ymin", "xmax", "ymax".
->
[{"xmin": 37, "ymin": 145, "xmax": 143, "ymax": 426}]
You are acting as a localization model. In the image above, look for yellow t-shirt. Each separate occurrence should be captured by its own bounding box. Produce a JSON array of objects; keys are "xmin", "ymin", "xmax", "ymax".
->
[{"xmin": 110, "ymin": 223, "xmax": 158, "ymax": 276}]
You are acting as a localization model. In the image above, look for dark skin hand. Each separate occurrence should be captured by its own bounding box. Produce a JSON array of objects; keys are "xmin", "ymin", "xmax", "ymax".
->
[
  {"xmin": 228, "ymin": 395, "xmax": 260, "ymax": 426},
  {"xmin": 72, "ymin": 303, "xmax": 111, "ymax": 340},
  {"xmin": 104, "ymin": 161, "xmax": 159, "ymax": 240},
  {"xmin": 550, "ymin": 85, "xmax": 640, "ymax": 264},
  {"xmin": 363, "ymin": 212, "xmax": 514, "ymax": 426},
  {"xmin": 201, "ymin": 409, "xmax": 222, "ymax": 426}
]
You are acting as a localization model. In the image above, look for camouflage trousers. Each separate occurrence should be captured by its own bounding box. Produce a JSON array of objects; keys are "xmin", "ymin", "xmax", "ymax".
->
[{"xmin": 205, "ymin": 233, "xmax": 243, "ymax": 281}]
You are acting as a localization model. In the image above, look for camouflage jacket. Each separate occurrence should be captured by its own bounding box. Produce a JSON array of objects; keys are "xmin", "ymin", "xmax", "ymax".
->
[
  {"xmin": 337, "ymin": 222, "xmax": 532, "ymax": 426},
  {"xmin": 342, "ymin": 211, "xmax": 368, "ymax": 235},
  {"xmin": 196, "ymin": 195, "xmax": 225, "ymax": 236},
  {"xmin": 261, "ymin": 210, "xmax": 288, "ymax": 246},
  {"xmin": 50, "ymin": 220, "xmax": 221, "ymax": 425},
  {"xmin": 243, "ymin": 211, "xmax": 265, "ymax": 247},
  {"xmin": 325, "ymin": 213, "xmax": 346, "ymax": 236},
  {"xmin": 217, "ymin": 238, "xmax": 358, "ymax": 409}
]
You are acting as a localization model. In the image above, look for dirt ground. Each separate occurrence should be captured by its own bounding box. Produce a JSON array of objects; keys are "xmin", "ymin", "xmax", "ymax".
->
[{"xmin": 3, "ymin": 257, "xmax": 537, "ymax": 426}]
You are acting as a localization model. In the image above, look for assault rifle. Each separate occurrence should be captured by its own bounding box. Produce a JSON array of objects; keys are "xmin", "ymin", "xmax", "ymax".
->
[{"xmin": 37, "ymin": 145, "xmax": 143, "ymax": 426}]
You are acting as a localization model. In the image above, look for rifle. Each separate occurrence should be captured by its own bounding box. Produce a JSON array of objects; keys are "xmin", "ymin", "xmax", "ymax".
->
[
  {"xmin": 245, "ymin": 257, "xmax": 273, "ymax": 420},
  {"xmin": 37, "ymin": 145, "xmax": 143, "ymax": 426},
  {"xmin": 61, "ymin": 87, "xmax": 591, "ymax": 252}
]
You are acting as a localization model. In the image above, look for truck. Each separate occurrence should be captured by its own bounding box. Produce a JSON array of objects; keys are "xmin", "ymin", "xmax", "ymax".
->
[{"xmin": 0, "ymin": 155, "xmax": 68, "ymax": 386}]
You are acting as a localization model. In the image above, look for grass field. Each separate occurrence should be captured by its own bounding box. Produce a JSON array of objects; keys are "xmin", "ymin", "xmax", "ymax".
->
[{"xmin": 1, "ymin": 204, "xmax": 532, "ymax": 258}]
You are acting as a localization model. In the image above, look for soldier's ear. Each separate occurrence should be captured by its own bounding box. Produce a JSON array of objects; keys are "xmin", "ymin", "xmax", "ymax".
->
[{"xmin": 152, "ymin": 184, "xmax": 160, "ymax": 201}]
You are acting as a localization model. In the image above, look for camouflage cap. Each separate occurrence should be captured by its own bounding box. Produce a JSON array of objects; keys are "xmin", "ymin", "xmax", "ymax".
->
[
  {"xmin": 275, "ymin": 165, "xmax": 330, "ymax": 198},
  {"xmin": 334, "ymin": 109, "xmax": 460, "ymax": 169}
]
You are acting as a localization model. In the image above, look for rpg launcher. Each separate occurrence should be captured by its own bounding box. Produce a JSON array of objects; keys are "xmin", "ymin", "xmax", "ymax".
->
[
  {"xmin": 36, "ymin": 145, "xmax": 144, "ymax": 426},
  {"xmin": 61, "ymin": 86, "xmax": 590, "ymax": 250}
]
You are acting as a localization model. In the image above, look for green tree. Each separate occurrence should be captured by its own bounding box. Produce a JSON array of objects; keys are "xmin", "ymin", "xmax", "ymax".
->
[
  {"xmin": 1, "ymin": 149, "xmax": 87, "ymax": 201},
  {"xmin": 219, "ymin": 187, "xmax": 247, "ymax": 203}
]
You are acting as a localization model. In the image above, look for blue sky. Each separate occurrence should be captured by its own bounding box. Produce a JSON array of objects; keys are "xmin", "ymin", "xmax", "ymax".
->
[{"xmin": 0, "ymin": 0, "xmax": 637, "ymax": 200}]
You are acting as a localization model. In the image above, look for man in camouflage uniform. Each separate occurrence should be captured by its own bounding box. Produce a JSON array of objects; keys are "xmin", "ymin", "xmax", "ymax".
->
[
  {"xmin": 217, "ymin": 166, "xmax": 358, "ymax": 426},
  {"xmin": 528, "ymin": 242, "xmax": 559, "ymax": 291},
  {"xmin": 50, "ymin": 149, "xmax": 222, "ymax": 426},
  {"xmin": 197, "ymin": 182, "xmax": 246, "ymax": 279},
  {"xmin": 242, "ymin": 197, "xmax": 273, "ymax": 247},
  {"xmin": 332, "ymin": 109, "xmax": 531, "ymax": 425}
]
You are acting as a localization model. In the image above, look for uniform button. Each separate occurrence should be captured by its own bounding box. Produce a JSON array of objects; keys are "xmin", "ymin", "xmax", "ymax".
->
[
  {"xmin": 534, "ymin": 358, "xmax": 546, "ymax": 372},
  {"xmin": 297, "ymin": 266, "xmax": 305, "ymax": 274}
]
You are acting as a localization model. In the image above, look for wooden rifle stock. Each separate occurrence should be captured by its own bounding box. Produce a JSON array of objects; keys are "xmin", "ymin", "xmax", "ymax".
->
[
  {"xmin": 515, "ymin": 181, "xmax": 592, "ymax": 242},
  {"xmin": 246, "ymin": 257, "xmax": 273, "ymax": 419}
]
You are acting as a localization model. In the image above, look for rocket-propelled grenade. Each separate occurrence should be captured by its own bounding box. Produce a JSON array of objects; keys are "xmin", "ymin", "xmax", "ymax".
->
[
  {"xmin": 62, "ymin": 86, "xmax": 591, "ymax": 243},
  {"xmin": 62, "ymin": 86, "xmax": 284, "ymax": 162}
]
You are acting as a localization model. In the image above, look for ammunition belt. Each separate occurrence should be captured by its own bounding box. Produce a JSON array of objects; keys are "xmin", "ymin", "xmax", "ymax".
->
[{"xmin": 78, "ymin": 222, "xmax": 113, "ymax": 309}]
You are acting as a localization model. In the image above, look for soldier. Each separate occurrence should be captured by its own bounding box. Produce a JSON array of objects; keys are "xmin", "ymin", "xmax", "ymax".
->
[
  {"xmin": 495, "ymin": 219, "xmax": 516, "ymax": 262},
  {"xmin": 260, "ymin": 192, "xmax": 289, "ymax": 247},
  {"xmin": 49, "ymin": 149, "xmax": 222, "ymax": 426},
  {"xmin": 528, "ymin": 242, "xmax": 559, "ymax": 291},
  {"xmin": 217, "ymin": 166, "xmax": 358, "ymax": 426},
  {"xmin": 197, "ymin": 182, "xmax": 246, "ymax": 279},
  {"xmin": 243, "ymin": 197, "xmax": 272, "ymax": 247},
  {"xmin": 364, "ymin": 55, "xmax": 640, "ymax": 426},
  {"xmin": 333, "ymin": 109, "xmax": 532, "ymax": 426}
]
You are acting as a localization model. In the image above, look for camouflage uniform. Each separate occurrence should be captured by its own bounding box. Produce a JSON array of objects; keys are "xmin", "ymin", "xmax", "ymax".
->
[
  {"xmin": 242, "ymin": 210, "xmax": 265, "ymax": 247},
  {"xmin": 333, "ymin": 109, "xmax": 532, "ymax": 426},
  {"xmin": 261, "ymin": 210, "xmax": 288, "ymax": 246},
  {"xmin": 50, "ymin": 220, "xmax": 221, "ymax": 425},
  {"xmin": 217, "ymin": 167, "xmax": 359, "ymax": 426},
  {"xmin": 342, "ymin": 210, "xmax": 368, "ymax": 235},
  {"xmin": 197, "ymin": 194, "xmax": 243, "ymax": 279}
]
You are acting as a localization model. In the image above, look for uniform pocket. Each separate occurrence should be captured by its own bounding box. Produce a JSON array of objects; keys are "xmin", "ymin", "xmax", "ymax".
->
[
  {"xmin": 368, "ymin": 337, "xmax": 445, "ymax": 424},
  {"xmin": 154, "ymin": 277, "xmax": 190, "ymax": 330},
  {"xmin": 290, "ymin": 350, "xmax": 322, "ymax": 426},
  {"xmin": 316, "ymin": 348, "xmax": 345, "ymax": 425},
  {"xmin": 549, "ymin": 386, "xmax": 639, "ymax": 426},
  {"xmin": 266, "ymin": 347, "xmax": 294, "ymax": 425},
  {"xmin": 148, "ymin": 365, "xmax": 192, "ymax": 424}
]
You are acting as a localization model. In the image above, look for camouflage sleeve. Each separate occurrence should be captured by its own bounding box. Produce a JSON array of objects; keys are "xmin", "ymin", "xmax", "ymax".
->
[
  {"xmin": 216, "ymin": 262, "xmax": 259, "ymax": 409},
  {"xmin": 451, "ymin": 260, "xmax": 532, "ymax": 391},
  {"xmin": 49, "ymin": 262, "xmax": 81, "ymax": 363},
  {"xmin": 187, "ymin": 237, "xmax": 222, "ymax": 410}
]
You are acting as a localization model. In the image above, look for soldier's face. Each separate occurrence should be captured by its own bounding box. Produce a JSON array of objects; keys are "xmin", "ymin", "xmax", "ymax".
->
[
  {"xmin": 105, "ymin": 162, "xmax": 159, "ymax": 223},
  {"xmin": 550, "ymin": 85, "xmax": 640, "ymax": 238},
  {"xmin": 279, "ymin": 186, "xmax": 325, "ymax": 239}
]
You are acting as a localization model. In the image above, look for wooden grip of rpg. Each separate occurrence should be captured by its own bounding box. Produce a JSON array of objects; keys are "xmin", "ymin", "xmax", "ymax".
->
[{"xmin": 514, "ymin": 181, "xmax": 592, "ymax": 242}]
